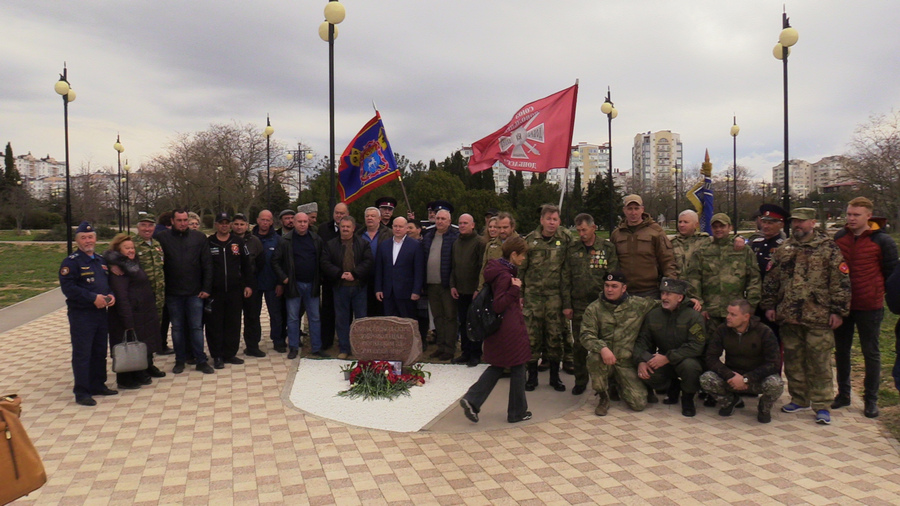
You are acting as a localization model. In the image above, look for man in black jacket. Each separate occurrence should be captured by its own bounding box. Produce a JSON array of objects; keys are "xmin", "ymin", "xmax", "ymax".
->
[
  {"xmin": 233, "ymin": 213, "xmax": 267, "ymax": 357},
  {"xmin": 155, "ymin": 209, "xmax": 214, "ymax": 374},
  {"xmin": 317, "ymin": 202, "xmax": 349, "ymax": 350},
  {"xmin": 321, "ymin": 216, "xmax": 374, "ymax": 359},
  {"xmin": 700, "ymin": 299, "xmax": 784, "ymax": 423},
  {"xmin": 207, "ymin": 213, "xmax": 255, "ymax": 369},
  {"xmin": 274, "ymin": 212, "xmax": 325, "ymax": 359}
]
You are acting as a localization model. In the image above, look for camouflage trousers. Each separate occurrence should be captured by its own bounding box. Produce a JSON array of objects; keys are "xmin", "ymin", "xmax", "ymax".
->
[
  {"xmin": 562, "ymin": 322, "xmax": 574, "ymax": 363},
  {"xmin": 586, "ymin": 352, "xmax": 647, "ymax": 411},
  {"xmin": 781, "ymin": 323, "xmax": 834, "ymax": 411},
  {"xmin": 524, "ymin": 295, "xmax": 565, "ymax": 363},
  {"xmin": 641, "ymin": 358, "xmax": 703, "ymax": 394},
  {"xmin": 700, "ymin": 371, "xmax": 785, "ymax": 414},
  {"xmin": 571, "ymin": 316, "xmax": 588, "ymax": 387}
]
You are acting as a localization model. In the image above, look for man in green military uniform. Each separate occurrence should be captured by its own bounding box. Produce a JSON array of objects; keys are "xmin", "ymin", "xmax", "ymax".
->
[
  {"xmin": 685, "ymin": 213, "xmax": 761, "ymax": 333},
  {"xmin": 519, "ymin": 204, "xmax": 572, "ymax": 393},
  {"xmin": 567, "ymin": 213, "xmax": 617, "ymax": 395},
  {"xmin": 634, "ymin": 278, "xmax": 707, "ymax": 417},
  {"xmin": 581, "ymin": 271, "xmax": 657, "ymax": 415},
  {"xmin": 671, "ymin": 210, "xmax": 709, "ymax": 278},
  {"xmin": 135, "ymin": 214, "xmax": 171, "ymax": 354},
  {"xmin": 761, "ymin": 208, "xmax": 851, "ymax": 425}
]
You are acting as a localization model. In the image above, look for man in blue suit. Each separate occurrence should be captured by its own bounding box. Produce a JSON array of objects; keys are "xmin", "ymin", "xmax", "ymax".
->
[{"xmin": 376, "ymin": 216, "xmax": 424, "ymax": 318}]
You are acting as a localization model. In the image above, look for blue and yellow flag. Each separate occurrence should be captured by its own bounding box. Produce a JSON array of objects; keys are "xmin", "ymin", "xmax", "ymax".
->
[
  {"xmin": 686, "ymin": 149, "xmax": 714, "ymax": 234},
  {"xmin": 337, "ymin": 112, "xmax": 399, "ymax": 204}
]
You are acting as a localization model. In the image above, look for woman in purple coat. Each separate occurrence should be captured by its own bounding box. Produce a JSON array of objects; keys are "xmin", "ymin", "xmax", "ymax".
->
[
  {"xmin": 460, "ymin": 236, "xmax": 532, "ymax": 423},
  {"xmin": 104, "ymin": 234, "xmax": 165, "ymax": 390}
]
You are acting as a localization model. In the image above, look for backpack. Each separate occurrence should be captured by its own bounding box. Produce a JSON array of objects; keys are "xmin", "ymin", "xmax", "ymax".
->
[{"xmin": 466, "ymin": 282, "xmax": 503, "ymax": 342}]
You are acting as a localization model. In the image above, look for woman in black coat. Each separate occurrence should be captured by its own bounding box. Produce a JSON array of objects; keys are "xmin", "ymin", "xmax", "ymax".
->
[
  {"xmin": 105, "ymin": 234, "xmax": 164, "ymax": 389},
  {"xmin": 459, "ymin": 236, "xmax": 532, "ymax": 424}
]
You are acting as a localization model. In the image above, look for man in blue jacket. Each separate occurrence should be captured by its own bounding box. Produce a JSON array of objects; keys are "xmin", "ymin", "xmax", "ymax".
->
[
  {"xmin": 252, "ymin": 210, "xmax": 285, "ymax": 353},
  {"xmin": 422, "ymin": 207, "xmax": 460, "ymax": 361}
]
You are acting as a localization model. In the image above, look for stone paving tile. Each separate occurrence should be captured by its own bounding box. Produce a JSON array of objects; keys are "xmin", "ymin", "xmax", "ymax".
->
[{"xmin": 2, "ymin": 307, "xmax": 900, "ymax": 504}]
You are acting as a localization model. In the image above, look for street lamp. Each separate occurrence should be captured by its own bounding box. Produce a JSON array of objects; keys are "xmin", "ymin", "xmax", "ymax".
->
[
  {"xmin": 264, "ymin": 115, "xmax": 274, "ymax": 210},
  {"xmin": 731, "ymin": 116, "xmax": 740, "ymax": 232},
  {"xmin": 123, "ymin": 160, "xmax": 131, "ymax": 231},
  {"xmin": 600, "ymin": 87, "xmax": 617, "ymax": 236},
  {"xmin": 286, "ymin": 144, "xmax": 314, "ymax": 204},
  {"xmin": 216, "ymin": 165, "xmax": 223, "ymax": 212},
  {"xmin": 54, "ymin": 64, "xmax": 76, "ymax": 254},
  {"xmin": 774, "ymin": 10, "xmax": 798, "ymax": 220},
  {"xmin": 320, "ymin": 0, "xmax": 346, "ymax": 212},
  {"xmin": 671, "ymin": 165, "xmax": 682, "ymax": 222},
  {"xmin": 114, "ymin": 135, "xmax": 125, "ymax": 232}
]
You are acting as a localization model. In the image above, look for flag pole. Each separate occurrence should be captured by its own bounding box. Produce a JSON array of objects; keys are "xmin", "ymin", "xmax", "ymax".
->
[{"xmin": 375, "ymin": 102, "xmax": 413, "ymax": 215}]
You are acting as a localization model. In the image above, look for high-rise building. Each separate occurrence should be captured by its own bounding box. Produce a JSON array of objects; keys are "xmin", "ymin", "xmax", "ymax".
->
[
  {"xmin": 772, "ymin": 159, "xmax": 813, "ymax": 199},
  {"xmin": 631, "ymin": 130, "xmax": 683, "ymax": 189},
  {"xmin": 811, "ymin": 155, "xmax": 849, "ymax": 193}
]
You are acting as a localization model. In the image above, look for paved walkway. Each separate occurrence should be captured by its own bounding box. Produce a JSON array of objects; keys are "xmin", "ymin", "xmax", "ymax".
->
[{"xmin": 2, "ymin": 299, "xmax": 900, "ymax": 505}]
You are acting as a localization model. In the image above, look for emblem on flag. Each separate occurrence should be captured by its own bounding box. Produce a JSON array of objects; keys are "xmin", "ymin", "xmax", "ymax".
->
[{"xmin": 337, "ymin": 112, "xmax": 399, "ymax": 204}]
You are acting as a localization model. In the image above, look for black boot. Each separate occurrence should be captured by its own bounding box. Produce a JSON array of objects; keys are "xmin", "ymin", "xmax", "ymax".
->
[
  {"xmin": 525, "ymin": 362, "xmax": 538, "ymax": 391},
  {"xmin": 549, "ymin": 362, "xmax": 566, "ymax": 392},
  {"xmin": 663, "ymin": 379, "xmax": 681, "ymax": 405},
  {"xmin": 682, "ymin": 393, "xmax": 696, "ymax": 417}
]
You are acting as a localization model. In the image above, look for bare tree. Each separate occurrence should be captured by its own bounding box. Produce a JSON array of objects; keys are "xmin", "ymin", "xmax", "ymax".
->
[{"xmin": 844, "ymin": 111, "xmax": 900, "ymax": 221}]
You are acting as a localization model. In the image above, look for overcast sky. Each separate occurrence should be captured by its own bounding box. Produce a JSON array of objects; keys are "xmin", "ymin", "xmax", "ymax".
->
[{"xmin": 2, "ymin": 1, "xmax": 898, "ymax": 182}]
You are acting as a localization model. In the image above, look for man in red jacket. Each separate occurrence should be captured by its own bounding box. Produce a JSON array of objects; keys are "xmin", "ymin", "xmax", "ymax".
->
[{"xmin": 832, "ymin": 197, "xmax": 898, "ymax": 418}]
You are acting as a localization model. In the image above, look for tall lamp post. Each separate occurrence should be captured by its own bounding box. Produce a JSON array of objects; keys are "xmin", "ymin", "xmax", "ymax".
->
[
  {"xmin": 600, "ymin": 87, "xmax": 617, "ymax": 236},
  {"xmin": 216, "ymin": 166, "xmax": 223, "ymax": 212},
  {"xmin": 123, "ymin": 160, "xmax": 131, "ymax": 231},
  {"xmin": 264, "ymin": 116, "xmax": 274, "ymax": 210},
  {"xmin": 773, "ymin": 10, "xmax": 798, "ymax": 219},
  {"xmin": 671, "ymin": 165, "xmax": 681, "ymax": 222},
  {"xmin": 54, "ymin": 64, "xmax": 76, "ymax": 254},
  {"xmin": 730, "ymin": 117, "xmax": 740, "ymax": 232},
  {"xmin": 320, "ymin": 0, "xmax": 346, "ymax": 212},
  {"xmin": 114, "ymin": 135, "xmax": 125, "ymax": 232},
  {"xmin": 286, "ymin": 144, "xmax": 314, "ymax": 204}
]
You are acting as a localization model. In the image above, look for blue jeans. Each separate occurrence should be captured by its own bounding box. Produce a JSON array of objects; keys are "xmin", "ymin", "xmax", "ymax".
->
[
  {"xmin": 334, "ymin": 285, "xmax": 367, "ymax": 354},
  {"xmin": 261, "ymin": 289, "xmax": 284, "ymax": 346},
  {"xmin": 286, "ymin": 282, "xmax": 321, "ymax": 351},
  {"xmin": 167, "ymin": 295, "xmax": 208, "ymax": 364}
]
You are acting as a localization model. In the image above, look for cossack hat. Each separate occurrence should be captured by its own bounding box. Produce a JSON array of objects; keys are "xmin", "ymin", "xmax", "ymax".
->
[
  {"xmin": 605, "ymin": 271, "xmax": 627, "ymax": 284},
  {"xmin": 660, "ymin": 277, "xmax": 689, "ymax": 295},
  {"xmin": 297, "ymin": 203, "xmax": 318, "ymax": 214},
  {"xmin": 375, "ymin": 196, "xmax": 397, "ymax": 209},
  {"xmin": 759, "ymin": 204, "xmax": 787, "ymax": 222}
]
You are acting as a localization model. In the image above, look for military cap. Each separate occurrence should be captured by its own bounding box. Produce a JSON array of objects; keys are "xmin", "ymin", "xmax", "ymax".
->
[
  {"xmin": 711, "ymin": 213, "xmax": 731, "ymax": 226},
  {"xmin": 279, "ymin": 209, "xmax": 296, "ymax": 219},
  {"xmin": 215, "ymin": 212, "xmax": 231, "ymax": 223},
  {"xmin": 138, "ymin": 213, "xmax": 156, "ymax": 224},
  {"xmin": 74, "ymin": 221, "xmax": 94, "ymax": 235},
  {"xmin": 659, "ymin": 277, "xmax": 689, "ymax": 295},
  {"xmin": 297, "ymin": 202, "xmax": 318, "ymax": 214},
  {"xmin": 232, "ymin": 213, "xmax": 248, "ymax": 222},
  {"xmin": 759, "ymin": 204, "xmax": 787, "ymax": 222},
  {"xmin": 431, "ymin": 200, "xmax": 454, "ymax": 214},
  {"xmin": 605, "ymin": 270, "xmax": 627, "ymax": 284},
  {"xmin": 375, "ymin": 196, "xmax": 397, "ymax": 209},
  {"xmin": 623, "ymin": 194, "xmax": 643, "ymax": 207},
  {"xmin": 790, "ymin": 208, "xmax": 816, "ymax": 221}
]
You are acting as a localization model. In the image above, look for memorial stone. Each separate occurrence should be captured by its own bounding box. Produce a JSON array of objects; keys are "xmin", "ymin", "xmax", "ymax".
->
[{"xmin": 350, "ymin": 317, "xmax": 422, "ymax": 365}]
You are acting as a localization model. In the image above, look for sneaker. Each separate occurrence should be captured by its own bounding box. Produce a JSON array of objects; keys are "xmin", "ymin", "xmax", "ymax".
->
[
  {"xmin": 782, "ymin": 402, "xmax": 811, "ymax": 413},
  {"xmin": 244, "ymin": 348, "xmax": 266, "ymax": 358},
  {"xmin": 719, "ymin": 394, "xmax": 740, "ymax": 417},
  {"xmin": 831, "ymin": 394, "xmax": 851, "ymax": 409},
  {"xmin": 815, "ymin": 409, "xmax": 831, "ymax": 425},
  {"xmin": 460, "ymin": 399, "xmax": 478, "ymax": 423},
  {"xmin": 509, "ymin": 411, "xmax": 532, "ymax": 423},
  {"xmin": 197, "ymin": 362, "xmax": 215, "ymax": 374},
  {"xmin": 173, "ymin": 361, "xmax": 185, "ymax": 374}
]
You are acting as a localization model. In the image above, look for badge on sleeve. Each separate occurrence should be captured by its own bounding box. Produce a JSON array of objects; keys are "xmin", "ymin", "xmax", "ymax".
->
[
  {"xmin": 839, "ymin": 262, "xmax": 850, "ymax": 274},
  {"xmin": 60, "ymin": 266, "xmax": 70, "ymax": 276}
]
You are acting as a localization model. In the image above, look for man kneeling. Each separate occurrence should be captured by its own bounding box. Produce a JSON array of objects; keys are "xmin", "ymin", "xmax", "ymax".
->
[
  {"xmin": 581, "ymin": 272, "xmax": 656, "ymax": 415},
  {"xmin": 700, "ymin": 299, "xmax": 784, "ymax": 423},
  {"xmin": 635, "ymin": 278, "xmax": 706, "ymax": 417}
]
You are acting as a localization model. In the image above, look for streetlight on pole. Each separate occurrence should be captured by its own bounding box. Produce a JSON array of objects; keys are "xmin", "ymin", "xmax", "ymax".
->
[
  {"xmin": 264, "ymin": 115, "xmax": 274, "ymax": 210},
  {"xmin": 114, "ymin": 135, "xmax": 125, "ymax": 232},
  {"xmin": 123, "ymin": 160, "xmax": 131, "ymax": 231},
  {"xmin": 320, "ymin": 0, "xmax": 346, "ymax": 212},
  {"xmin": 773, "ymin": 10, "xmax": 798, "ymax": 221},
  {"xmin": 671, "ymin": 165, "xmax": 681, "ymax": 223},
  {"xmin": 55, "ymin": 64, "xmax": 76, "ymax": 254},
  {"xmin": 730, "ymin": 116, "xmax": 740, "ymax": 233},
  {"xmin": 286, "ymin": 144, "xmax": 314, "ymax": 205},
  {"xmin": 216, "ymin": 166, "xmax": 223, "ymax": 212},
  {"xmin": 600, "ymin": 87, "xmax": 617, "ymax": 236}
]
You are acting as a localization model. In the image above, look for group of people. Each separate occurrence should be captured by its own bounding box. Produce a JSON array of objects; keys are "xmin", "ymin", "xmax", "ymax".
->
[{"xmin": 60, "ymin": 192, "xmax": 900, "ymax": 429}]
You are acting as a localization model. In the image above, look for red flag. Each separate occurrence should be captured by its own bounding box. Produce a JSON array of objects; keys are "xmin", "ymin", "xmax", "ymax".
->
[{"xmin": 468, "ymin": 84, "xmax": 578, "ymax": 174}]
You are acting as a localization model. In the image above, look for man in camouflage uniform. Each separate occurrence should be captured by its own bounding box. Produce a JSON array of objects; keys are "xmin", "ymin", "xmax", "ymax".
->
[
  {"xmin": 635, "ymin": 278, "xmax": 706, "ymax": 417},
  {"xmin": 136, "ymin": 214, "xmax": 166, "ymax": 317},
  {"xmin": 581, "ymin": 271, "xmax": 657, "ymax": 415},
  {"xmin": 520, "ymin": 204, "xmax": 572, "ymax": 393},
  {"xmin": 567, "ymin": 213, "xmax": 617, "ymax": 396},
  {"xmin": 671, "ymin": 210, "xmax": 709, "ymax": 277},
  {"xmin": 761, "ymin": 208, "xmax": 851, "ymax": 425},
  {"xmin": 685, "ymin": 213, "xmax": 761, "ymax": 333},
  {"xmin": 701, "ymin": 299, "xmax": 784, "ymax": 424}
]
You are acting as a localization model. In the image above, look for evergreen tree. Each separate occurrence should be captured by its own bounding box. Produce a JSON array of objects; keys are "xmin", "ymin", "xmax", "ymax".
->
[
  {"xmin": 3, "ymin": 142, "xmax": 17, "ymax": 191},
  {"xmin": 530, "ymin": 172, "xmax": 539, "ymax": 185},
  {"xmin": 583, "ymin": 173, "xmax": 623, "ymax": 233}
]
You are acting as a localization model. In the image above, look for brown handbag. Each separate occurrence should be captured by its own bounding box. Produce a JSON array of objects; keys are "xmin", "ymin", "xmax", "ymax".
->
[{"xmin": 0, "ymin": 395, "xmax": 47, "ymax": 505}]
